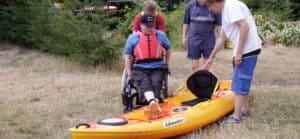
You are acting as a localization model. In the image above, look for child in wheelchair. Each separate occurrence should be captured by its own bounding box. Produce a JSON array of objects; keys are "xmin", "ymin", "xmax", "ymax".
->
[{"xmin": 123, "ymin": 13, "xmax": 172, "ymax": 120}]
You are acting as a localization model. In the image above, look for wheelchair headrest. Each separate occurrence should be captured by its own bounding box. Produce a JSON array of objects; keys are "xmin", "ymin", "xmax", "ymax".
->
[{"xmin": 187, "ymin": 70, "xmax": 219, "ymax": 99}]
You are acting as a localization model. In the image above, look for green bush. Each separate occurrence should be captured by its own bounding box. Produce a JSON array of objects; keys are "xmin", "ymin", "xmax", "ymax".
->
[
  {"xmin": 0, "ymin": 0, "xmax": 34, "ymax": 44},
  {"xmin": 0, "ymin": 0, "xmax": 122, "ymax": 67},
  {"xmin": 118, "ymin": 1, "xmax": 143, "ymax": 36},
  {"xmin": 164, "ymin": 3, "xmax": 186, "ymax": 49},
  {"xmin": 272, "ymin": 24, "xmax": 300, "ymax": 47},
  {"xmin": 243, "ymin": 0, "xmax": 296, "ymax": 21},
  {"xmin": 39, "ymin": 10, "xmax": 122, "ymax": 66},
  {"xmin": 255, "ymin": 14, "xmax": 300, "ymax": 47}
]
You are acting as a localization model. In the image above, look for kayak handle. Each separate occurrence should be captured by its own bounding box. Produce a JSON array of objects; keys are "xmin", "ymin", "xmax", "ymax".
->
[{"xmin": 75, "ymin": 123, "xmax": 90, "ymax": 129}]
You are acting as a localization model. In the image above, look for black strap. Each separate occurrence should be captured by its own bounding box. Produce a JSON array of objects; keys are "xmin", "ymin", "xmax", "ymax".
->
[
  {"xmin": 134, "ymin": 59, "xmax": 163, "ymax": 64},
  {"xmin": 181, "ymin": 98, "xmax": 209, "ymax": 106},
  {"xmin": 243, "ymin": 49, "xmax": 261, "ymax": 58},
  {"xmin": 148, "ymin": 98, "xmax": 157, "ymax": 104}
]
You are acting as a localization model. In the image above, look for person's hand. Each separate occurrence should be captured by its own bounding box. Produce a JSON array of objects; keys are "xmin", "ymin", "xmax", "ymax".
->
[
  {"xmin": 164, "ymin": 64, "xmax": 171, "ymax": 75},
  {"xmin": 234, "ymin": 54, "xmax": 242, "ymax": 67},
  {"xmin": 126, "ymin": 75, "xmax": 133, "ymax": 85},
  {"xmin": 203, "ymin": 58, "xmax": 213, "ymax": 70},
  {"xmin": 182, "ymin": 38, "xmax": 187, "ymax": 49},
  {"xmin": 166, "ymin": 65, "xmax": 171, "ymax": 75}
]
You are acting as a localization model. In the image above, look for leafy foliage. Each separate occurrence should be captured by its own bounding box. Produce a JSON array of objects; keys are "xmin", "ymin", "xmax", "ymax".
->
[
  {"xmin": 118, "ymin": 1, "xmax": 142, "ymax": 36},
  {"xmin": 0, "ymin": 0, "xmax": 33, "ymax": 44},
  {"xmin": 164, "ymin": 3, "xmax": 186, "ymax": 49},
  {"xmin": 243, "ymin": 0, "xmax": 298, "ymax": 21},
  {"xmin": 0, "ymin": 0, "xmax": 121, "ymax": 67},
  {"xmin": 255, "ymin": 14, "xmax": 300, "ymax": 47},
  {"xmin": 272, "ymin": 24, "xmax": 300, "ymax": 47}
]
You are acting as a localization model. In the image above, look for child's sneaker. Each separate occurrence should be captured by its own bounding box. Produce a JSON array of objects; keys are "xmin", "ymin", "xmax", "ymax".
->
[
  {"xmin": 242, "ymin": 111, "xmax": 250, "ymax": 117},
  {"xmin": 222, "ymin": 115, "xmax": 243, "ymax": 124}
]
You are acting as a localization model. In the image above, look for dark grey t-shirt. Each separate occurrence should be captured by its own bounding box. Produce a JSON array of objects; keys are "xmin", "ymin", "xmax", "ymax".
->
[{"xmin": 183, "ymin": 0, "xmax": 222, "ymax": 50}]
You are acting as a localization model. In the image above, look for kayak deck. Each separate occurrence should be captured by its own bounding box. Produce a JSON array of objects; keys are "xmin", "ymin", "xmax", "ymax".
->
[{"xmin": 70, "ymin": 80, "xmax": 235, "ymax": 139}]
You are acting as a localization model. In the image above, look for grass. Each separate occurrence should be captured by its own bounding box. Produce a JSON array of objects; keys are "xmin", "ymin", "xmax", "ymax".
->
[{"xmin": 0, "ymin": 44, "xmax": 299, "ymax": 139}]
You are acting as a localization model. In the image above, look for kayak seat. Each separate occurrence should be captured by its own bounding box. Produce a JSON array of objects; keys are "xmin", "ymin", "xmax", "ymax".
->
[{"xmin": 181, "ymin": 70, "xmax": 219, "ymax": 106}]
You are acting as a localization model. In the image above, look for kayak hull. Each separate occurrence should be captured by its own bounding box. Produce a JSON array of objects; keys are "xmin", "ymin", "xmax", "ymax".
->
[{"xmin": 70, "ymin": 80, "xmax": 235, "ymax": 139}]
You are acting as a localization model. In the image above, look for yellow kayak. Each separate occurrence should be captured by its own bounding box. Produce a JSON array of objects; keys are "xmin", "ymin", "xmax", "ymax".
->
[
  {"xmin": 225, "ymin": 39, "xmax": 234, "ymax": 49},
  {"xmin": 69, "ymin": 70, "xmax": 235, "ymax": 139}
]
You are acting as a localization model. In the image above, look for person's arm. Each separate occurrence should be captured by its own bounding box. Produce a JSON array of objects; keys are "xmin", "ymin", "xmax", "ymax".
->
[
  {"xmin": 157, "ymin": 14, "xmax": 166, "ymax": 32},
  {"xmin": 182, "ymin": 24, "xmax": 189, "ymax": 49},
  {"xmin": 209, "ymin": 29, "xmax": 226, "ymax": 59},
  {"xmin": 182, "ymin": 3, "xmax": 191, "ymax": 49},
  {"xmin": 203, "ymin": 29, "xmax": 226, "ymax": 70},
  {"xmin": 234, "ymin": 19, "xmax": 249, "ymax": 66},
  {"xmin": 157, "ymin": 31, "xmax": 172, "ymax": 65},
  {"xmin": 125, "ymin": 54, "xmax": 132, "ymax": 76},
  {"xmin": 124, "ymin": 34, "xmax": 138, "ymax": 75},
  {"xmin": 165, "ymin": 48, "xmax": 171, "ymax": 65},
  {"xmin": 132, "ymin": 14, "xmax": 141, "ymax": 32},
  {"xmin": 215, "ymin": 12, "xmax": 222, "ymax": 34},
  {"xmin": 216, "ymin": 25, "xmax": 222, "ymax": 34}
]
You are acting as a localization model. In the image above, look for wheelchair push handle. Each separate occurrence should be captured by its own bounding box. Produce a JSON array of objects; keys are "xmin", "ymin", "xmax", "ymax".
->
[{"xmin": 162, "ymin": 64, "xmax": 171, "ymax": 76}]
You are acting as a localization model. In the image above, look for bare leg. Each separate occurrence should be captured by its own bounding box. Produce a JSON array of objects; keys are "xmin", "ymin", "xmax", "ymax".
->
[
  {"xmin": 203, "ymin": 58, "xmax": 208, "ymax": 66},
  {"xmin": 192, "ymin": 59, "xmax": 200, "ymax": 72},
  {"xmin": 203, "ymin": 58, "xmax": 207, "ymax": 63},
  {"xmin": 242, "ymin": 95, "xmax": 249, "ymax": 112},
  {"xmin": 233, "ymin": 94, "xmax": 243, "ymax": 118}
]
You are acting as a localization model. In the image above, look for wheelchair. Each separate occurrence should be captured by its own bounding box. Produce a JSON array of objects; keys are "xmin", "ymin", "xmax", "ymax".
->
[{"xmin": 121, "ymin": 58, "xmax": 170, "ymax": 113}]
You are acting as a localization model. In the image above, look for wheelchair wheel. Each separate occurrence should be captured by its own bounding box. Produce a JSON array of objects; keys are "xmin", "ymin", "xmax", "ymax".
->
[
  {"xmin": 121, "ymin": 69, "xmax": 141, "ymax": 113},
  {"xmin": 161, "ymin": 74, "xmax": 169, "ymax": 99},
  {"xmin": 121, "ymin": 69, "xmax": 128, "ymax": 91},
  {"xmin": 121, "ymin": 69, "xmax": 132, "ymax": 113}
]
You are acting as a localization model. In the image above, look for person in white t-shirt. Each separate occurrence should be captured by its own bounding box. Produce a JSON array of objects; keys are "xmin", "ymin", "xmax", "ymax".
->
[{"xmin": 203, "ymin": 0, "xmax": 262, "ymax": 124}]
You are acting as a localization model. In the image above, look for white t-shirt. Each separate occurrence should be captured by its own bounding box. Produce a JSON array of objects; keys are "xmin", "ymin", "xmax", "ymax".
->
[{"xmin": 222, "ymin": 0, "xmax": 262, "ymax": 56}]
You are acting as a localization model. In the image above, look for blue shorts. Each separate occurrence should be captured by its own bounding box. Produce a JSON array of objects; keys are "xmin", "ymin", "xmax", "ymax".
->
[
  {"xmin": 231, "ymin": 56, "xmax": 258, "ymax": 95},
  {"xmin": 188, "ymin": 47, "xmax": 213, "ymax": 60}
]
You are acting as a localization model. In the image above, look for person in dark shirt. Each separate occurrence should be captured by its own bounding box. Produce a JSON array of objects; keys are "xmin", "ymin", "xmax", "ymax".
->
[{"xmin": 182, "ymin": 0, "xmax": 221, "ymax": 72}]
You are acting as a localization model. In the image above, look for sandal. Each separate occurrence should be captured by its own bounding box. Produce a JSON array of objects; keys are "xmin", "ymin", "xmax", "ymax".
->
[
  {"xmin": 242, "ymin": 111, "xmax": 250, "ymax": 117},
  {"xmin": 221, "ymin": 115, "xmax": 243, "ymax": 124}
]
